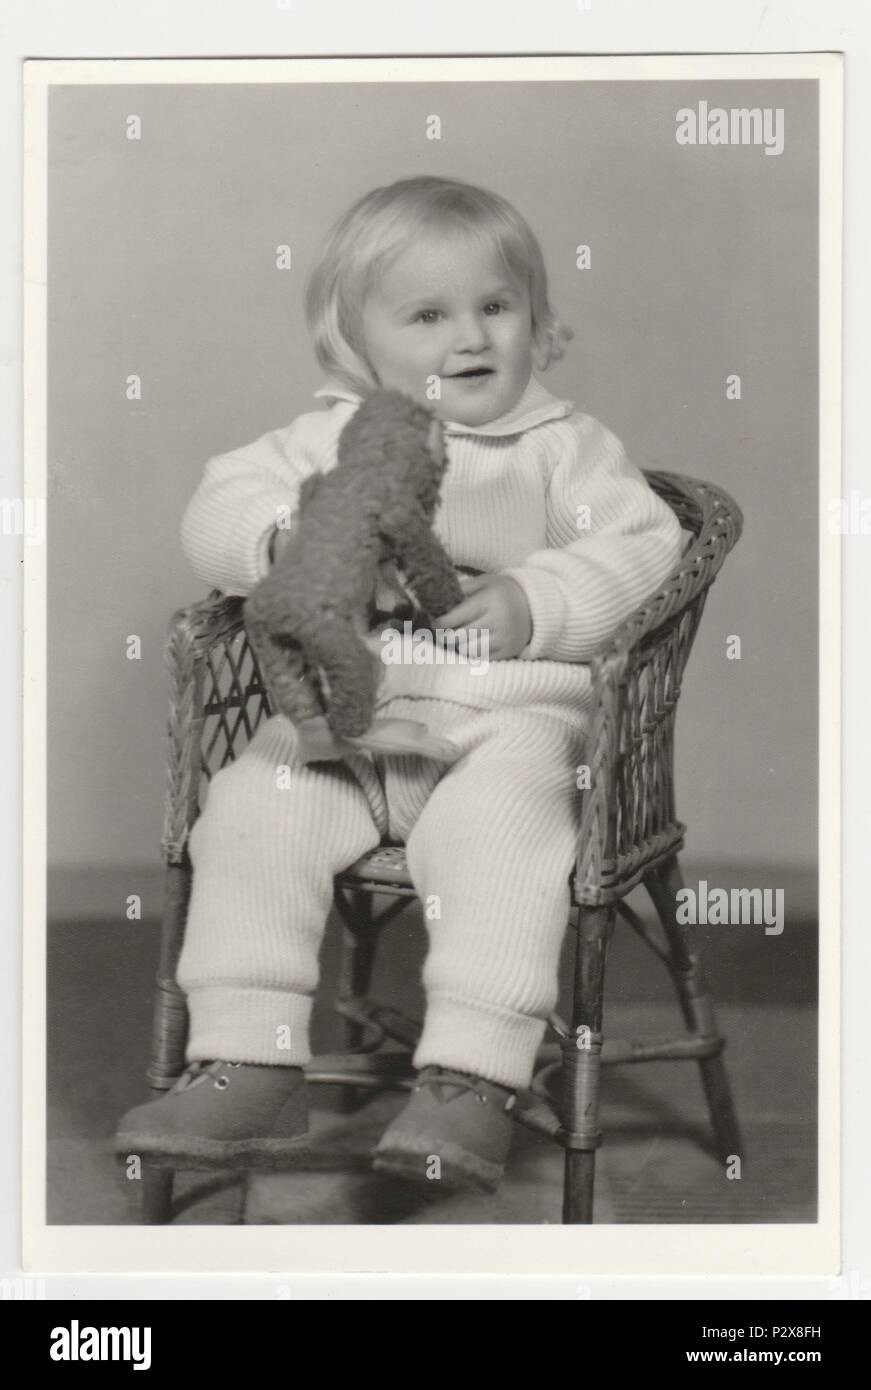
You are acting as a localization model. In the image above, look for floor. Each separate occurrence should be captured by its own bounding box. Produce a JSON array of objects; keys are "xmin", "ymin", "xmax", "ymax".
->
[{"xmin": 47, "ymin": 867, "xmax": 818, "ymax": 1225}]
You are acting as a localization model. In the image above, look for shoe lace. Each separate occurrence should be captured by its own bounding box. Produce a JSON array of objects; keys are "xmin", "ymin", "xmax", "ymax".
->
[
  {"xmin": 415, "ymin": 1066, "xmax": 516, "ymax": 1110},
  {"xmin": 172, "ymin": 1059, "xmax": 240, "ymax": 1093}
]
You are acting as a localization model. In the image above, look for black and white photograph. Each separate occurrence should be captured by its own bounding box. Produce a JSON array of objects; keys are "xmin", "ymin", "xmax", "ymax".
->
[{"xmin": 21, "ymin": 51, "xmax": 840, "ymax": 1275}]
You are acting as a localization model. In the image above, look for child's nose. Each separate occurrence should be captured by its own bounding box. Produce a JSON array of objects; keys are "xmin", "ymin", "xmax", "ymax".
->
[{"xmin": 452, "ymin": 313, "xmax": 490, "ymax": 353}]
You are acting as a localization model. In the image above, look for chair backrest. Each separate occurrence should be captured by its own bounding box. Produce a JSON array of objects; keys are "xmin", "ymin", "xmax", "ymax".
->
[{"xmin": 573, "ymin": 471, "xmax": 743, "ymax": 906}]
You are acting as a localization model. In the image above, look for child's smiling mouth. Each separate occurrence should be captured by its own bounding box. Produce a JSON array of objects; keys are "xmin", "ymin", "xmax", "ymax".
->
[{"xmin": 449, "ymin": 366, "xmax": 495, "ymax": 381}]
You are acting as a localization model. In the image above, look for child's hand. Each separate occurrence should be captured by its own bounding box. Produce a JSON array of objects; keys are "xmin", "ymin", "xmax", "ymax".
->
[{"xmin": 435, "ymin": 572, "xmax": 533, "ymax": 660}]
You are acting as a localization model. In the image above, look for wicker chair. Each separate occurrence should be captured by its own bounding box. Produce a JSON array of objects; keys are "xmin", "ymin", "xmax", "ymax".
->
[{"xmin": 137, "ymin": 469, "xmax": 743, "ymax": 1225}]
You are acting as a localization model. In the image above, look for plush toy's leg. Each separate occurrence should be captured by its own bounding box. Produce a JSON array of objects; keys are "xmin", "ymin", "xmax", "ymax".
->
[
  {"xmin": 393, "ymin": 523, "xmax": 465, "ymax": 622},
  {"xmin": 304, "ymin": 616, "xmax": 382, "ymax": 740}
]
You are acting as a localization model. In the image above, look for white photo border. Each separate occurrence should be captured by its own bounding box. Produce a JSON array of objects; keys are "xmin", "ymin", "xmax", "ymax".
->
[{"xmin": 21, "ymin": 51, "xmax": 842, "ymax": 1276}]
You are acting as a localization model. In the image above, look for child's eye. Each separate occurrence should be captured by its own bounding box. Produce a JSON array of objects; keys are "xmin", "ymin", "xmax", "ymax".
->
[
  {"xmin": 483, "ymin": 302, "xmax": 507, "ymax": 315},
  {"xmin": 415, "ymin": 309, "xmax": 442, "ymax": 325}
]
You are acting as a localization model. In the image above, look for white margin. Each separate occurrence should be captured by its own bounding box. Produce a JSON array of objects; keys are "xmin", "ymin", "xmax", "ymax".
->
[{"xmin": 20, "ymin": 50, "xmax": 842, "ymax": 1277}]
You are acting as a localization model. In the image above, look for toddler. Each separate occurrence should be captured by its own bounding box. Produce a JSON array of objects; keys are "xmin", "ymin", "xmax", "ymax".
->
[{"xmin": 116, "ymin": 175, "xmax": 684, "ymax": 1193}]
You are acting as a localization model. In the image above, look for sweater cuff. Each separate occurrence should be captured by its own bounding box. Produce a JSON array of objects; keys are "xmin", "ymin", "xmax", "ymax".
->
[
  {"xmin": 501, "ymin": 565, "xmax": 567, "ymax": 661},
  {"xmin": 232, "ymin": 492, "xmax": 290, "ymax": 591}
]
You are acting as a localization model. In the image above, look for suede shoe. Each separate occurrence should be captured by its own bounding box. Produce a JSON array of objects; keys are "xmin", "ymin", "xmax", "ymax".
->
[
  {"xmin": 114, "ymin": 1060, "xmax": 310, "ymax": 1169},
  {"xmin": 371, "ymin": 1065, "xmax": 517, "ymax": 1192}
]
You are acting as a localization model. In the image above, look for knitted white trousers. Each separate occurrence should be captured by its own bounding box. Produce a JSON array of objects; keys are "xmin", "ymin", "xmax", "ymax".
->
[{"xmin": 176, "ymin": 696, "xmax": 586, "ymax": 1090}]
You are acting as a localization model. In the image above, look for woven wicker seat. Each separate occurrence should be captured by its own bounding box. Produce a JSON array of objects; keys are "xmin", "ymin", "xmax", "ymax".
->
[{"xmin": 138, "ymin": 468, "xmax": 744, "ymax": 1224}]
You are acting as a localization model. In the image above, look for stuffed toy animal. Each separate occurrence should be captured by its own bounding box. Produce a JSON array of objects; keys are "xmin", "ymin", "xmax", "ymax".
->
[{"xmin": 243, "ymin": 389, "xmax": 466, "ymax": 763}]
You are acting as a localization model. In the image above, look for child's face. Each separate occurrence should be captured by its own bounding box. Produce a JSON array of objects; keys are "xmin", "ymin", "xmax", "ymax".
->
[{"xmin": 360, "ymin": 233, "xmax": 534, "ymax": 426}]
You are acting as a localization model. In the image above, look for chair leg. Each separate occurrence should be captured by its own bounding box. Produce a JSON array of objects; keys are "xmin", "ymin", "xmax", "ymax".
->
[
  {"xmin": 121, "ymin": 857, "xmax": 191, "ymax": 1224},
  {"xmin": 147, "ymin": 858, "xmax": 192, "ymax": 1088},
  {"xmin": 141, "ymin": 1164, "xmax": 174, "ymax": 1225},
  {"xmin": 562, "ymin": 904, "xmax": 612, "ymax": 1224},
  {"xmin": 336, "ymin": 890, "xmax": 382, "ymax": 1045},
  {"xmin": 335, "ymin": 889, "xmax": 383, "ymax": 1111},
  {"xmin": 645, "ymin": 854, "xmax": 743, "ymax": 1166}
]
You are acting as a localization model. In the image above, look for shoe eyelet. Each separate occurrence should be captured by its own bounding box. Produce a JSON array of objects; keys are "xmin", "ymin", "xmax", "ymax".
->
[{"xmin": 214, "ymin": 1076, "xmax": 230, "ymax": 1090}]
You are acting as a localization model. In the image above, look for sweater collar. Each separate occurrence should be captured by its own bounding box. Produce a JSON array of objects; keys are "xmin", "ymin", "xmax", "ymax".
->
[{"xmin": 312, "ymin": 374, "xmax": 574, "ymax": 438}]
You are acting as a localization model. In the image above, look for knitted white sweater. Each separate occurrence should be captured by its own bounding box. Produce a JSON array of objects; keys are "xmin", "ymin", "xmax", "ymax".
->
[{"xmin": 181, "ymin": 374, "xmax": 685, "ymax": 735}]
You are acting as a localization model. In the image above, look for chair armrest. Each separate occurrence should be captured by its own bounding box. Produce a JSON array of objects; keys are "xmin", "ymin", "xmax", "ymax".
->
[
  {"xmin": 573, "ymin": 473, "xmax": 744, "ymax": 904},
  {"xmin": 589, "ymin": 472, "xmax": 744, "ymax": 681},
  {"xmin": 169, "ymin": 589, "xmax": 246, "ymax": 648}
]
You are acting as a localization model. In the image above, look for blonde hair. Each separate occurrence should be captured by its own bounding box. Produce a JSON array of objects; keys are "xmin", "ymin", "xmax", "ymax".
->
[{"xmin": 304, "ymin": 175, "xmax": 573, "ymax": 396}]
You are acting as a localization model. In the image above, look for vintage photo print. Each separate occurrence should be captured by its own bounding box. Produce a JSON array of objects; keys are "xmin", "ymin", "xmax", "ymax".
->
[{"xmin": 22, "ymin": 53, "xmax": 841, "ymax": 1275}]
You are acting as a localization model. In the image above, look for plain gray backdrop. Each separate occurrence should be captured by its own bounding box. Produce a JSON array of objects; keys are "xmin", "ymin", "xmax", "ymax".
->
[{"xmin": 47, "ymin": 78, "xmax": 818, "ymax": 890}]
